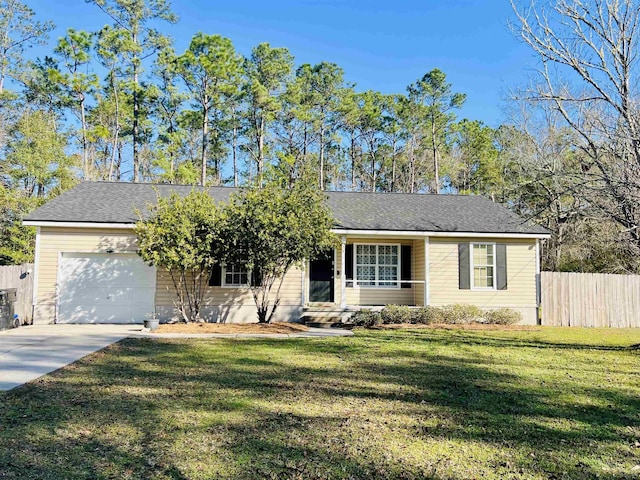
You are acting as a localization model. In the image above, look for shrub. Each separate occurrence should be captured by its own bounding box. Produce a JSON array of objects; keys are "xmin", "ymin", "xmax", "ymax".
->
[
  {"xmin": 410, "ymin": 306, "xmax": 444, "ymax": 324},
  {"xmin": 440, "ymin": 304, "xmax": 484, "ymax": 324},
  {"xmin": 349, "ymin": 309, "xmax": 382, "ymax": 327},
  {"xmin": 482, "ymin": 308, "xmax": 522, "ymax": 325},
  {"xmin": 380, "ymin": 304, "xmax": 413, "ymax": 324}
]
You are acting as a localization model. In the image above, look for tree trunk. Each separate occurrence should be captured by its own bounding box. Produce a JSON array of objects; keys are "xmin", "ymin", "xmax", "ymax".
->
[
  {"xmin": 258, "ymin": 116, "xmax": 265, "ymax": 185},
  {"xmin": 408, "ymin": 134, "xmax": 416, "ymax": 193},
  {"xmin": 319, "ymin": 124, "xmax": 325, "ymax": 190},
  {"xmin": 391, "ymin": 139, "xmax": 397, "ymax": 192},
  {"xmin": 432, "ymin": 121, "xmax": 439, "ymax": 194},
  {"xmin": 201, "ymin": 102, "xmax": 209, "ymax": 186},
  {"xmin": 350, "ymin": 134, "xmax": 356, "ymax": 190},
  {"xmin": 80, "ymin": 95, "xmax": 89, "ymax": 180},
  {"xmin": 132, "ymin": 30, "xmax": 140, "ymax": 183},
  {"xmin": 232, "ymin": 106, "xmax": 238, "ymax": 187},
  {"xmin": 108, "ymin": 73, "xmax": 120, "ymax": 181}
]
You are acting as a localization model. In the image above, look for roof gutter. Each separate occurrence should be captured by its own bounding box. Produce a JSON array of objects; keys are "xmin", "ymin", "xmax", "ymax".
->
[
  {"xmin": 23, "ymin": 222, "xmax": 551, "ymax": 239},
  {"xmin": 22, "ymin": 221, "xmax": 136, "ymax": 229},
  {"xmin": 331, "ymin": 228, "xmax": 551, "ymax": 239}
]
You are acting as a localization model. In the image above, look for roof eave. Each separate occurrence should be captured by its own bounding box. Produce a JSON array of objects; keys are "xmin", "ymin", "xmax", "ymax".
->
[
  {"xmin": 331, "ymin": 228, "xmax": 551, "ymax": 239},
  {"xmin": 23, "ymin": 221, "xmax": 551, "ymax": 239},
  {"xmin": 23, "ymin": 220, "xmax": 136, "ymax": 229}
]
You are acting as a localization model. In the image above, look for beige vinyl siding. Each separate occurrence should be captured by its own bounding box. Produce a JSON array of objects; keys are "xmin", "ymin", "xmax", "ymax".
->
[
  {"xmin": 155, "ymin": 267, "xmax": 303, "ymax": 307},
  {"xmin": 35, "ymin": 227, "xmax": 304, "ymax": 324},
  {"xmin": 428, "ymin": 237, "xmax": 537, "ymax": 308},
  {"xmin": 35, "ymin": 226, "xmax": 538, "ymax": 324},
  {"xmin": 414, "ymin": 239, "xmax": 426, "ymax": 306},
  {"xmin": 37, "ymin": 227, "xmax": 139, "ymax": 305}
]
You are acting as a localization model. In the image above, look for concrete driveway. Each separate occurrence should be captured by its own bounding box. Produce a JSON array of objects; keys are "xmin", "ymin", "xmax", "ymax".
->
[{"xmin": 0, "ymin": 324, "xmax": 139, "ymax": 391}]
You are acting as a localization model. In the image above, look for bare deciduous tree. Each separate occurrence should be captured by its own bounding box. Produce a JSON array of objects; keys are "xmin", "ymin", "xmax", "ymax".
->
[{"xmin": 511, "ymin": 0, "xmax": 640, "ymax": 257}]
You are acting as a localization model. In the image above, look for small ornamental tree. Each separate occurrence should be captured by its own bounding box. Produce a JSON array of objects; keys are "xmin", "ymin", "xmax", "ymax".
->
[
  {"xmin": 220, "ymin": 179, "xmax": 336, "ymax": 323},
  {"xmin": 136, "ymin": 190, "xmax": 220, "ymax": 323}
]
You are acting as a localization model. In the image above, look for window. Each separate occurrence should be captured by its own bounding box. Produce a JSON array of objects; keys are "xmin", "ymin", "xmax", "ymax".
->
[
  {"xmin": 471, "ymin": 243, "xmax": 495, "ymax": 289},
  {"xmin": 223, "ymin": 264, "xmax": 249, "ymax": 287},
  {"xmin": 355, "ymin": 244, "xmax": 399, "ymax": 288}
]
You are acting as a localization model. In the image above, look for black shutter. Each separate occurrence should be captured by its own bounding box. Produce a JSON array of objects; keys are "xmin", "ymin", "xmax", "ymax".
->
[
  {"xmin": 458, "ymin": 243, "xmax": 470, "ymax": 290},
  {"xmin": 496, "ymin": 244, "xmax": 507, "ymax": 290},
  {"xmin": 209, "ymin": 264, "xmax": 222, "ymax": 286},
  {"xmin": 345, "ymin": 244, "xmax": 353, "ymax": 287},
  {"xmin": 251, "ymin": 268, "xmax": 262, "ymax": 287},
  {"xmin": 401, "ymin": 245, "xmax": 412, "ymax": 288}
]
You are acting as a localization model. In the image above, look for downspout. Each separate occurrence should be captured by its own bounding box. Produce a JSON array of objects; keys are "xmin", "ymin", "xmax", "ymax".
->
[
  {"xmin": 535, "ymin": 238, "xmax": 541, "ymax": 325},
  {"xmin": 424, "ymin": 237, "xmax": 430, "ymax": 306},
  {"xmin": 340, "ymin": 236, "xmax": 347, "ymax": 309},
  {"xmin": 31, "ymin": 227, "xmax": 41, "ymax": 324}
]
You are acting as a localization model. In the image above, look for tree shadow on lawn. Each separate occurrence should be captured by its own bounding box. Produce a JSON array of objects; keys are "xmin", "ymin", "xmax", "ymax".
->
[
  {"xmin": 0, "ymin": 336, "xmax": 638, "ymax": 479},
  {"xmin": 359, "ymin": 328, "xmax": 640, "ymax": 352}
]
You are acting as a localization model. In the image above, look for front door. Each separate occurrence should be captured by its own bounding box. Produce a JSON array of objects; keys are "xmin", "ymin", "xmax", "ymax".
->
[{"xmin": 309, "ymin": 250, "xmax": 334, "ymax": 302}]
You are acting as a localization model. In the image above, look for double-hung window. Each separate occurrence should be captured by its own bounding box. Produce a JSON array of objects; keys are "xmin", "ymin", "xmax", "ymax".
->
[
  {"xmin": 471, "ymin": 243, "xmax": 495, "ymax": 289},
  {"xmin": 355, "ymin": 244, "xmax": 399, "ymax": 288},
  {"xmin": 223, "ymin": 264, "xmax": 249, "ymax": 287}
]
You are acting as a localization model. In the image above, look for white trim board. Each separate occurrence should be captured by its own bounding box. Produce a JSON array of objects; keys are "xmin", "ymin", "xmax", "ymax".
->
[
  {"xmin": 24, "ymin": 221, "xmax": 549, "ymax": 239},
  {"xmin": 23, "ymin": 221, "xmax": 136, "ymax": 229},
  {"xmin": 332, "ymin": 229, "xmax": 550, "ymax": 239}
]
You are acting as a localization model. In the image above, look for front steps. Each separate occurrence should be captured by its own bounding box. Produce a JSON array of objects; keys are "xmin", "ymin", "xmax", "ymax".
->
[{"xmin": 300, "ymin": 304, "xmax": 352, "ymax": 329}]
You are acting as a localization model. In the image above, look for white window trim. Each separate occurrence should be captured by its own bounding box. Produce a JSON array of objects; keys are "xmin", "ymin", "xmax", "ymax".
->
[
  {"xmin": 470, "ymin": 242, "xmax": 497, "ymax": 291},
  {"xmin": 221, "ymin": 264, "xmax": 250, "ymax": 288},
  {"xmin": 353, "ymin": 243, "xmax": 401, "ymax": 290}
]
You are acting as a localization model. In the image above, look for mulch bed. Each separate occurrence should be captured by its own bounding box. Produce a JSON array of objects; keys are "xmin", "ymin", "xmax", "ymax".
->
[{"xmin": 153, "ymin": 322, "xmax": 309, "ymax": 334}]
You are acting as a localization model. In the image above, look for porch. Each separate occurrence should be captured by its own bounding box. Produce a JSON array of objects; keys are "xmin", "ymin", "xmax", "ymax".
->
[{"xmin": 302, "ymin": 235, "xmax": 429, "ymax": 325}]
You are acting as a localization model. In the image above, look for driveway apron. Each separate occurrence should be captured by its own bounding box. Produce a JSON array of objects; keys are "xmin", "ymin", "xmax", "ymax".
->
[{"xmin": 0, "ymin": 324, "xmax": 137, "ymax": 391}]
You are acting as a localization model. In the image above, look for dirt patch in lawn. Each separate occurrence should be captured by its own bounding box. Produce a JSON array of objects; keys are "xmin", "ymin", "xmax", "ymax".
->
[
  {"xmin": 379, "ymin": 323, "xmax": 540, "ymax": 331},
  {"xmin": 153, "ymin": 322, "xmax": 309, "ymax": 334}
]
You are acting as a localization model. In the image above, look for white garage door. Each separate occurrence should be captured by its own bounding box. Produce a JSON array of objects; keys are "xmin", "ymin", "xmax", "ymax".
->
[{"xmin": 58, "ymin": 253, "xmax": 156, "ymax": 324}]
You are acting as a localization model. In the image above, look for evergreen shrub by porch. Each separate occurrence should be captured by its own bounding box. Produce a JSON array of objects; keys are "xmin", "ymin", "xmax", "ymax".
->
[
  {"xmin": 349, "ymin": 309, "xmax": 382, "ymax": 327},
  {"xmin": 439, "ymin": 304, "xmax": 484, "ymax": 324},
  {"xmin": 482, "ymin": 308, "xmax": 523, "ymax": 325},
  {"xmin": 380, "ymin": 304, "xmax": 412, "ymax": 324},
  {"xmin": 350, "ymin": 304, "xmax": 522, "ymax": 327},
  {"xmin": 410, "ymin": 306, "xmax": 444, "ymax": 324}
]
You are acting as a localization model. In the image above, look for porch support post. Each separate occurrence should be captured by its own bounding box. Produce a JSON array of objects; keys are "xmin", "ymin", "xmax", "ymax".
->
[
  {"xmin": 301, "ymin": 261, "xmax": 306, "ymax": 306},
  {"xmin": 424, "ymin": 237, "xmax": 430, "ymax": 306},
  {"xmin": 340, "ymin": 235, "xmax": 347, "ymax": 309}
]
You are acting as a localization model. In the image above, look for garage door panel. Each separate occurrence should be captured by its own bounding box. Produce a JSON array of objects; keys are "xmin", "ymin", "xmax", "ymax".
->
[
  {"xmin": 58, "ymin": 253, "xmax": 156, "ymax": 324},
  {"xmin": 61, "ymin": 258, "xmax": 146, "ymax": 288},
  {"xmin": 62, "ymin": 305, "xmax": 139, "ymax": 324},
  {"xmin": 59, "ymin": 287, "xmax": 134, "ymax": 307}
]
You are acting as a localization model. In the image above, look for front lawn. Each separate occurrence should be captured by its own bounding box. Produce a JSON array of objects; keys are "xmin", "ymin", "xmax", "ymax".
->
[{"xmin": 0, "ymin": 327, "xmax": 639, "ymax": 479}]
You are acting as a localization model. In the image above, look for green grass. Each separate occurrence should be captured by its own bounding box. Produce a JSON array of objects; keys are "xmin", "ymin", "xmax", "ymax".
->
[{"xmin": 1, "ymin": 327, "xmax": 639, "ymax": 479}]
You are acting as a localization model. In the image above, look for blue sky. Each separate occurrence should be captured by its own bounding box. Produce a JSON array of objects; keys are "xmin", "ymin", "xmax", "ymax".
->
[{"xmin": 28, "ymin": 0, "xmax": 536, "ymax": 127}]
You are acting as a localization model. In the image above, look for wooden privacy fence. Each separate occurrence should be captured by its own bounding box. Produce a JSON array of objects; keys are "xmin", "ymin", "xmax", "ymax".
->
[
  {"xmin": 541, "ymin": 271, "xmax": 640, "ymax": 327},
  {"xmin": 0, "ymin": 263, "xmax": 33, "ymax": 324}
]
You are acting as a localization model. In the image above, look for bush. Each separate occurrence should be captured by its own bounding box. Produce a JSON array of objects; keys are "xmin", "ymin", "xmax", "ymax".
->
[
  {"xmin": 482, "ymin": 308, "xmax": 522, "ymax": 325},
  {"xmin": 380, "ymin": 305, "xmax": 412, "ymax": 324},
  {"xmin": 349, "ymin": 309, "xmax": 382, "ymax": 327},
  {"xmin": 410, "ymin": 306, "xmax": 444, "ymax": 324},
  {"xmin": 440, "ymin": 304, "xmax": 484, "ymax": 324},
  {"xmin": 349, "ymin": 304, "xmax": 523, "ymax": 328}
]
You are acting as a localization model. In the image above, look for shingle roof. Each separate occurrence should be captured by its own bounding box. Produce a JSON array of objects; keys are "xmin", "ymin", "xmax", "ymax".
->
[{"xmin": 24, "ymin": 182, "xmax": 549, "ymax": 235}]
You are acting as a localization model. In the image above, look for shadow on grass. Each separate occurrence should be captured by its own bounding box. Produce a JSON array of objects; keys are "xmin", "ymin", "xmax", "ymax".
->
[
  {"xmin": 361, "ymin": 327, "xmax": 640, "ymax": 351},
  {"xmin": 0, "ymin": 332, "xmax": 638, "ymax": 479}
]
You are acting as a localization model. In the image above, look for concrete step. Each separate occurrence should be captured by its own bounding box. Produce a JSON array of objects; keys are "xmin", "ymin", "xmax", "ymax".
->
[
  {"xmin": 301, "ymin": 310, "xmax": 344, "ymax": 317},
  {"xmin": 300, "ymin": 315, "xmax": 343, "ymax": 323},
  {"xmin": 305, "ymin": 321, "xmax": 344, "ymax": 329},
  {"xmin": 306, "ymin": 302, "xmax": 336, "ymax": 308}
]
